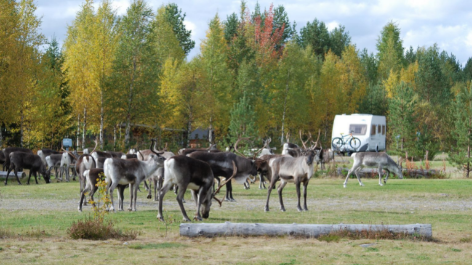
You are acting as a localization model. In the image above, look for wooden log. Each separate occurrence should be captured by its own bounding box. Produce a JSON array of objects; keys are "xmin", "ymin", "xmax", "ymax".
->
[
  {"xmin": 0, "ymin": 171, "xmax": 26, "ymax": 179},
  {"xmin": 180, "ymin": 222, "xmax": 432, "ymax": 238},
  {"xmin": 337, "ymin": 167, "xmax": 438, "ymax": 178}
]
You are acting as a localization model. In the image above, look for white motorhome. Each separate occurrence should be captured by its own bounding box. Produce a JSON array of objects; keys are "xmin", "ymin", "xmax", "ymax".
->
[{"xmin": 331, "ymin": 114, "xmax": 386, "ymax": 153}]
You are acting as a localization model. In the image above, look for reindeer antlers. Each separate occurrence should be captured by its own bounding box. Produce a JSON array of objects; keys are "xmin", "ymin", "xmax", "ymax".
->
[
  {"xmin": 234, "ymin": 136, "xmax": 251, "ymax": 158},
  {"xmin": 299, "ymin": 130, "xmax": 312, "ymax": 149}
]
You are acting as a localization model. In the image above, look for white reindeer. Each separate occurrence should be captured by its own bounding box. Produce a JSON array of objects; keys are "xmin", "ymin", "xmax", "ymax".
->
[{"xmin": 344, "ymin": 152, "xmax": 403, "ymax": 188}]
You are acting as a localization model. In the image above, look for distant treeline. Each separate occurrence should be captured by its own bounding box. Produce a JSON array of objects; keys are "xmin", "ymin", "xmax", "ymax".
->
[{"xmin": 1, "ymin": 0, "xmax": 472, "ymax": 173}]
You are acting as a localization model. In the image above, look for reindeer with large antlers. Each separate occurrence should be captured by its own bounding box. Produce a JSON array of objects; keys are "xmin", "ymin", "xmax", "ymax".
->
[
  {"xmin": 265, "ymin": 139, "xmax": 321, "ymax": 212},
  {"xmin": 157, "ymin": 156, "xmax": 235, "ymax": 222}
]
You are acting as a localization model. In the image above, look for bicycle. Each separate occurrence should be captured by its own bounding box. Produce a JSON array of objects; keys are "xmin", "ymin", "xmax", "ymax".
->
[{"xmin": 332, "ymin": 132, "xmax": 361, "ymax": 150}]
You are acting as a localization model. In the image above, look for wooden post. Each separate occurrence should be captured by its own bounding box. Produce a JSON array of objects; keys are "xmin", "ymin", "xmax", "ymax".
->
[{"xmin": 180, "ymin": 222, "xmax": 432, "ymax": 238}]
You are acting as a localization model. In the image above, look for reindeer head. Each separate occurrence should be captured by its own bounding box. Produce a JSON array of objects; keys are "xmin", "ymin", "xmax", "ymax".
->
[{"xmin": 150, "ymin": 139, "xmax": 166, "ymax": 166}]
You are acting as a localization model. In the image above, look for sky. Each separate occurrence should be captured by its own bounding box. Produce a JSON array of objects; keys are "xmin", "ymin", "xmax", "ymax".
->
[{"xmin": 35, "ymin": 0, "xmax": 472, "ymax": 65}]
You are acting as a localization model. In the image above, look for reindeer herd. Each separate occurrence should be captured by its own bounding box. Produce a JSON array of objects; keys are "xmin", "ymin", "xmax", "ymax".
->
[{"xmin": 0, "ymin": 131, "xmax": 404, "ymax": 222}]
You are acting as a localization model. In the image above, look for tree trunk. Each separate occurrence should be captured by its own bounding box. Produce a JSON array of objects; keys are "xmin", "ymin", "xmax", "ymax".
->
[
  {"xmin": 209, "ymin": 116, "xmax": 213, "ymax": 146},
  {"xmin": 187, "ymin": 119, "xmax": 192, "ymax": 148},
  {"xmin": 280, "ymin": 72, "xmax": 289, "ymax": 144},
  {"xmin": 180, "ymin": 222, "xmax": 432, "ymax": 238},
  {"xmin": 0, "ymin": 123, "xmax": 3, "ymax": 148},
  {"xmin": 100, "ymin": 104, "xmax": 104, "ymax": 150},
  {"xmin": 113, "ymin": 125, "xmax": 117, "ymax": 151},
  {"xmin": 82, "ymin": 107, "xmax": 87, "ymax": 150},
  {"xmin": 125, "ymin": 116, "xmax": 131, "ymax": 149},
  {"xmin": 76, "ymin": 114, "xmax": 80, "ymax": 150},
  {"xmin": 20, "ymin": 110, "xmax": 24, "ymax": 147}
]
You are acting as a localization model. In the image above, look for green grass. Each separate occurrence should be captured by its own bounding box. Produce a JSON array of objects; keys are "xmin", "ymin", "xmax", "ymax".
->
[{"xmin": 1, "ymin": 176, "xmax": 472, "ymax": 264}]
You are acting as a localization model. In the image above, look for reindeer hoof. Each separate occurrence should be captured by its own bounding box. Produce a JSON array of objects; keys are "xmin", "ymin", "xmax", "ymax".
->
[
  {"xmin": 157, "ymin": 216, "xmax": 164, "ymax": 221},
  {"xmin": 379, "ymin": 183, "xmax": 383, "ymax": 186},
  {"xmin": 343, "ymin": 184, "xmax": 346, "ymax": 188},
  {"xmin": 281, "ymin": 208, "xmax": 286, "ymax": 212},
  {"xmin": 304, "ymin": 208, "xmax": 309, "ymax": 211},
  {"xmin": 183, "ymin": 217, "xmax": 191, "ymax": 222},
  {"xmin": 194, "ymin": 216, "xmax": 202, "ymax": 221},
  {"xmin": 297, "ymin": 207, "xmax": 302, "ymax": 212},
  {"xmin": 147, "ymin": 195, "xmax": 152, "ymax": 199},
  {"xmin": 264, "ymin": 207, "xmax": 269, "ymax": 212}
]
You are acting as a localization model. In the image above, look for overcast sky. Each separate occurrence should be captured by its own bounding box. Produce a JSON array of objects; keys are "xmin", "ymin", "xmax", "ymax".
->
[{"xmin": 35, "ymin": 0, "xmax": 472, "ymax": 65}]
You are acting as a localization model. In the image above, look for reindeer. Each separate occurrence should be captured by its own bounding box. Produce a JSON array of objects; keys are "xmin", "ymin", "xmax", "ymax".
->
[
  {"xmin": 6, "ymin": 152, "xmax": 51, "ymax": 185},
  {"xmin": 37, "ymin": 148, "xmax": 62, "ymax": 167},
  {"xmin": 188, "ymin": 138, "xmax": 258, "ymax": 201},
  {"xmin": 178, "ymin": 144, "xmax": 220, "ymax": 156},
  {"xmin": 264, "ymin": 146, "xmax": 321, "ymax": 212},
  {"xmin": 78, "ymin": 168, "xmax": 128, "ymax": 212},
  {"xmin": 2, "ymin": 147, "xmax": 32, "ymax": 172},
  {"xmin": 157, "ymin": 155, "xmax": 233, "ymax": 222},
  {"xmin": 0, "ymin": 150, "xmax": 5, "ymax": 171},
  {"xmin": 343, "ymin": 152, "xmax": 403, "ymax": 188},
  {"xmin": 104, "ymin": 139, "xmax": 166, "ymax": 212},
  {"xmin": 45, "ymin": 154, "xmax": 63, "ymax": 180}
]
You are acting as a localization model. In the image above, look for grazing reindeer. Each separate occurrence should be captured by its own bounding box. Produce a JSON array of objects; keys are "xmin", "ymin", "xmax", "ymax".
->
[
  {"xmin": 188, "ymin": 138, "xmax": 258, "ymax": 201},
  {"xmin": 6, "ymin": 152, "xmax": 51, "ymax": 185},
  {"xmin": 343, "ymin": 152, "xmax": 403, "ymax": 188},
  {"xmin": 265, "ymin": 148, "xmax": 320, "ymax": 212},
  {"xmin": 104, "ymin": 139, "xmax": 165, "ymax": 212},
  {"xmin": 157, "ymin": 155, "xmax": 233, "ymax": 222},
  {"xmin": 2, "ymin": 147, "xmax": 32, "ymax": 172},
  {"xmin": 45, "ymin": 154, "xmax": 63, "ymax": 179}
]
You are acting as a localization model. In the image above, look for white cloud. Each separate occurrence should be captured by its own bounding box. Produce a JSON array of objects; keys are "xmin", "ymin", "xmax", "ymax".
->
[{"xmin": 34, "ymin": 0, "xmax": 472, "ymax": 64}]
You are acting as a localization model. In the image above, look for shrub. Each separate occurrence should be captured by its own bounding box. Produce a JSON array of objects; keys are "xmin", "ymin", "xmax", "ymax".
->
[{"xmin": 68, "ymin": 174, "xmax": 137, "ymax": 240}]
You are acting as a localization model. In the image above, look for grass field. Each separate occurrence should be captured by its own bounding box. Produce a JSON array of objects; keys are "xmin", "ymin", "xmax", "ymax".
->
[{"xmin": 1, "ymin": 162, "xmax": 472, "ymax": 264}]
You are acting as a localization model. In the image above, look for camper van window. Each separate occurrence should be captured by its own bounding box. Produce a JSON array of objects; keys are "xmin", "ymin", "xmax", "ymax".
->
[
  {"xmin": 349, "ymin": 124, "xmax": 367, "ymax": 135},
  {"xmin": 382, "ymin": 125, "xmax": 386, "ymax": 135},
  {"xmin": 378, "ymin": 125, "xmax": 381, "ymax": 133},
  {"xmin": 371, "ymin": 125, "xmax": 376, "ymax": 136}
]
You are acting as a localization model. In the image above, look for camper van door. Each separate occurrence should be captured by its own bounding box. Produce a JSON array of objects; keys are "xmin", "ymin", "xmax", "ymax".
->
[{"xmin": 369, "ymin": 123, "xmax": 381, "ymax": 151}]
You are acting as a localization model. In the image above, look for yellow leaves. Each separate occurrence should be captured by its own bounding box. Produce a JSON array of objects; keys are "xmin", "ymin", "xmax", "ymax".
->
[{"xmin": 383, "ymin": 62, "xmax": 418, "ymax": 98}]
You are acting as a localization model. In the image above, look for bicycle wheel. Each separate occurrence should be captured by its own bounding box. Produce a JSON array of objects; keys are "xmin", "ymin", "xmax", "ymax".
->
[
  {"xmin": 332, "ymin": 137, "xmax": 343, "ymax": 150},
  {"xmin": 349, "ymin": 137, "xmax": 361, "ymax": 149}
]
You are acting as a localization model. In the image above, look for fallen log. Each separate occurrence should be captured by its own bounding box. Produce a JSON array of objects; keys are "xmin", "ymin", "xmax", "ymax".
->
[
  {"xmin": 0, "ymin": 171, "xmax": 26, "ymax": 179},
  {"xmin": 180, "ymin": 222, "xmax": 432, "ymax": 238},
  {"xmin": 337, "ymin": 167, "xmax": 439, "ymax": 178}
]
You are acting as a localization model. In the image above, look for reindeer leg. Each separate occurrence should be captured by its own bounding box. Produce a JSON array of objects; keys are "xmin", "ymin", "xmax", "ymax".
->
[
  {"xmin": 265, "ymin": 171, "xmax": 279, "ymax": 212},
  {"xmin": 147, "ymin": 178, "xmax": 153, "ymax": 199},
  {"xmin": 277, "ymin": 180, "xmax": 288, "ymax": 212},
  {"xmin": 14, "ymin": 166, "xmax": 22, "ymax": 185},
  {"xmin": 343, "ymin": 168, "xmax": 354, "ymax": 188},
  {"xmin": 5, "ymin": 166, "xmax": 12, "ymax": 185},
  {"xmin": 295, "ymin": 181, "xmax": 303, "ymax": 212},
  {"xmin": 194, "ymin": 189, "xmax": 203, "ymax": 221},
  {"xmin": 107, "ymin": 181, "xmax": 119, "ymax": 212},
  {"xmin": 33, "ymin": 171, "xmax": 39, "ymax": 184},
  {"xmin": 128, "ymin": 183, "xmax": 135, "ymax": 211},
  {"xmin": 226, "ymin": 180, "xmax": 236, "ymax": 202},
  {"xmin": 355, "ymin": 167, "xmax": 364, "ymax": 186},
  {"xmin": 26, "ymin": 168, "xmax": 32, "ymax": 185},
  {"xmin": 176, "ymin": 185, "xmax": 191, "ymax": 222},
  {"xmin": 157, "ymin": 181, "xmax": 172, "ymax": 221},
  {"xmin": 303, "ymin": 180, "xmax": 309, "ymax": 211},
  {"xmin": 378, "ymin": 166, "xmax": 384, "ymax": 186},
  {"xmin": 384, "ymin": 170, "xmax": 390, "ymax": 184}
]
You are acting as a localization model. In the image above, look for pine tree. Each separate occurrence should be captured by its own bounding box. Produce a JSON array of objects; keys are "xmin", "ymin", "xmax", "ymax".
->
[
  {"xmin": 449, "ymin": 82, "xmax": 472, "ymax": 177},
  {"xmin": 376, "ymin": 22, "xmax": 404, "ymax": 80},
  {"xmin": 388, "ymin": 81, "xmax": 417, "ymax": 153},
  {"xmin": 163, "ymin": 3, "xmax": 195, "ymax": 55}
]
